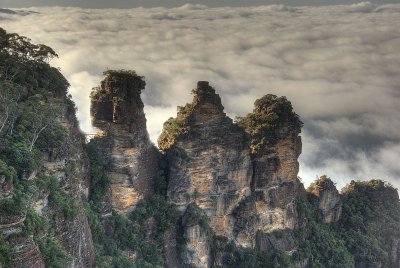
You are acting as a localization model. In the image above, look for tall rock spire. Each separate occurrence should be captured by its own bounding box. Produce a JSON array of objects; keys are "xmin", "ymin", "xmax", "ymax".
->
[{"xmin": 90, "ymin": 70, "xmax": 158, "ymax": 214}]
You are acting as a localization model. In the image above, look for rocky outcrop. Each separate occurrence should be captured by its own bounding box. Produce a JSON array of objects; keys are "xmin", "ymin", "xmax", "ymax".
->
[
  {"xmin": 90, "ymin": 70, "xmax": 158, "ymax": 214},
  {"xmin": 161, "ymin": 81, "xmax": 253, "ymax": 239},
  {"xmin": 308, "ymin": 176, "xmax": 342, "ymax": 223},
  {"xmin": 159, "ymin": 84, "xmax": 304, "ymax": 264},
  {"xmin": 233, "ymin": 94, "xmax": 303, "ymax": 249}
]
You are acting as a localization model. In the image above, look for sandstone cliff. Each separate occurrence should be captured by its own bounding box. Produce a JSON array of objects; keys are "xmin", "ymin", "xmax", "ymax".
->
[
  {"xmin": 90, "ymin": 70, "xmax": 158, "ymax": 214},
  {"xmin": 158, "ymin": 82, "xmax": 304, "ymax": 266},
  {"xmin": 160, "ymin": 81, "xmax": 253, "ymax": 242},
  {"xmin": 181, "ymin": 203, "xmax": 213, "ymax": 268},
  {"xmin": 234, "ymin": 94, "xmax": 303, "ymax": 249}
]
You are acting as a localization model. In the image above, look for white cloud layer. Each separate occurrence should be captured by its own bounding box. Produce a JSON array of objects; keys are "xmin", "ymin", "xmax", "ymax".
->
[{"xmin": 1, "ymin": 3, "xmax": 400, "ymax": 190}]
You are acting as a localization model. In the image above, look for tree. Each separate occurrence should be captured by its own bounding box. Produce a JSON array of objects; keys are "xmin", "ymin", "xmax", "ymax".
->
[
  {"xmin": 0, "ymin": 81, "xmax": 24, "ymax": 134},
  {"xmin": 22, "ymin": 95, "xmax": 61, "ymax": 151}
]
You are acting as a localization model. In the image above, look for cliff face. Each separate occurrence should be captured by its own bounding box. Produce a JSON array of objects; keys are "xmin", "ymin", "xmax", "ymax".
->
[
  {"xmin": 9, "ymin": 237, "xmax": 45, "ymax": 268},
  {"xmin": 0, "ymin": 98, "xmax": 95, "ymax": 268},
  {"xmin": 159, "ymin": 82, "xmax": 304, "ymax": 266},
  {"xmin": 90, "ymin": 70, "xmax": 158, "ymax": 214},
  {"xmin": 162, "ymin": 82, "xmax": 253, "ymax": 240},
  {"xmin": 42, "ymin": 104, "xmax": 95, "ymax": 267}
]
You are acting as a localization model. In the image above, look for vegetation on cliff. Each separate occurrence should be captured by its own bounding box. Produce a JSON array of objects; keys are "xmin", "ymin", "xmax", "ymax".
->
[
  {"xmin": 337, "ymin": 180, "xmax": 400, "ymax": 266},
  {"xmin": 90, "ymin": 69, "xmax": 145, "ymax": 102},
  {"xmin": 0, "ymin": 27, "xmax": 78, "ymax": 267},
  {"xmin": 85, "ymin": 141, "xmax": 177, "ymax": 267},
  {"xmin": 294, "ymin": 178, "xmax": 400, "ymax": 268},
  {"xmin": 157, "ymin": 103, "xmax": 193, "ymax": 150},
  {"xmin": 307, "ymin": 175, "xmax": 337, "ymax": 195},
  {"xmin": 236, "ymin": 94, "xmax": 302, "ymax": 154}
]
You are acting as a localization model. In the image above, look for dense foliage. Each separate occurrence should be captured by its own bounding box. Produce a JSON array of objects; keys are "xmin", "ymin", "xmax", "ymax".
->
[
  {"xmin": 37, "ymin": 236, "xmax": 70, "ymax": 268},
  {"xmin": 0, "ymin": 233, "xmax": 11, "ymax": 266},
  {"xmin": 0, "ymin": 27, "xmax": 72, "ymax": 266},
  {"xmin": 85, "ymin": 139, "xmax": 111, "ymax": 212},
  {"xmin": 336, "ymin": 180, "xmax": 400, "ymax": 266},
  {"xmin": 236, "ymin": 94, "xmax": 302, "ymax": 154},
  {"xmin": 293, "ymin": 195, "xmax": 355, "ymax": 268}
]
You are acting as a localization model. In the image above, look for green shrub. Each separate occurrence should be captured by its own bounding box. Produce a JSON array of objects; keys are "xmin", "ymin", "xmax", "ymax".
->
[
  {"xmin": 130, "ymin": 195, "xmax": 177, "ymax": 236},
  {"xmin": 157, "ymin": 104, "xmax": 193, "ymax": 150},
  {"xmin": 0, "ymin": 189, "xmax": 26, "ymax": 216},
  {"xmin": 47, "ymin": 176, "xmax": 79, "ymax": 220},
  {"xmin": 37, "ymin": 236, "xmax": 70, "ymax": 268},
  {"xmin": 35, "ymin": 123, "xmax": 68, "ymax": 151},
  {"xmin": 1, "ymin": 142, "xmax": 39, "ymax": 178},
  {"xmin": 236, "ymin": 94, "xmax": 302, "ymax": 154},
  {"xmin": 0, "ymin": 159, "xmax": 17, "ymax": 183},
  {"xmin": 23, "ymin": 208, "xmax": 46, "ymax": 236},
  {"xmin": 0, "ymin": 233, "xmax": 11, "ymax": 266},
  {"xmin": 48, "ymin": 189, "xmax": 79, "ymax": 220}
]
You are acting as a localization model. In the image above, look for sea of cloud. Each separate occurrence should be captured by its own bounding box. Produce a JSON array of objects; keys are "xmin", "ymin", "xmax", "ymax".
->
[{"xmin": 1, "ymin": 2, "xmax": 400, "ymax": 190}]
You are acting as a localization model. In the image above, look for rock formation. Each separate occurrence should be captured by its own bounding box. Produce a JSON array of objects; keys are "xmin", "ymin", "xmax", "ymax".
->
[
  {"xmin": 233, "ymin": 94, "xmax": 303, "ymax": 249},
  {"xmin": 158, "ymin": 82, "xmax": 304, "ymax": 265},
  {"xmin": 90, "ymin": 70, "xmax": 158, "ymax": 214},
  {"xmin": 160, "ymin": 81, "xmax": 253, "ymax": 240},
  {"xmin": 3, "ymin": 26, "xmax": 399, "ymax": 268},
  {"xmin": 9, "ymin": 237, "xmax": 45, "ymax": 268},
  {"xmin": 308, "ymin": 176, "xmax": 342, "ymax": 223}
]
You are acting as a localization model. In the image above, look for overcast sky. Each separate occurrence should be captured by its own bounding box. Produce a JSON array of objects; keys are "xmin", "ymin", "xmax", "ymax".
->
[
  {"xmin": 1, "ymin": 2, "xmax": 400, "ymax": 191},
  {"xmin": 2, "ymin": 0, "xmax": 399, "ymax": 8}
]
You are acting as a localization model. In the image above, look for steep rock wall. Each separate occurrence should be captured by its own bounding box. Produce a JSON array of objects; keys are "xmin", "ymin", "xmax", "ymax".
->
[
  {"xmin": 2, "ymin": 98, "xmax": 96, "ymax": 268},
  {"xmin": 233, "ymin": 94, "xmax": 303, "ymax": 249},
  {"xmin": 90, "ymin": 71, "xmax": 158, "ymax": 214},
  {"xmin": 162, "ymin": 81, "xmax": 253, "ymax": 239},
  {"xmin": 159, "ymin": 83, "xmax": 304, "ymax": 264},
  {"xmin": 41, "ymin": 100, "xmax": 95, "ymax": 267},
  {"xmin": 181, "ymin": 203, "xmax": 213, "ymax": 268}
]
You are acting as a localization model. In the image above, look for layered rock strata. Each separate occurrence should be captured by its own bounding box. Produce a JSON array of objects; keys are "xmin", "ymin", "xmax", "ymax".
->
[
  {"xmin": 90, "ymin": 71, "xmax": 158, "ymax": 214},
  {"xmin": 9, "ymin": 237, "xmax": 45, "ymax": 268},
  {"xmin": 233, "ymin": 94, "xmax": 303, "ymax": 248},
  {"xmin": 161, "ymin": 81, "xmax": 253, "ymax": 239},
  {"xmin": 159, "ymin": 83, "xmax": 304, "ymax": 263}
]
